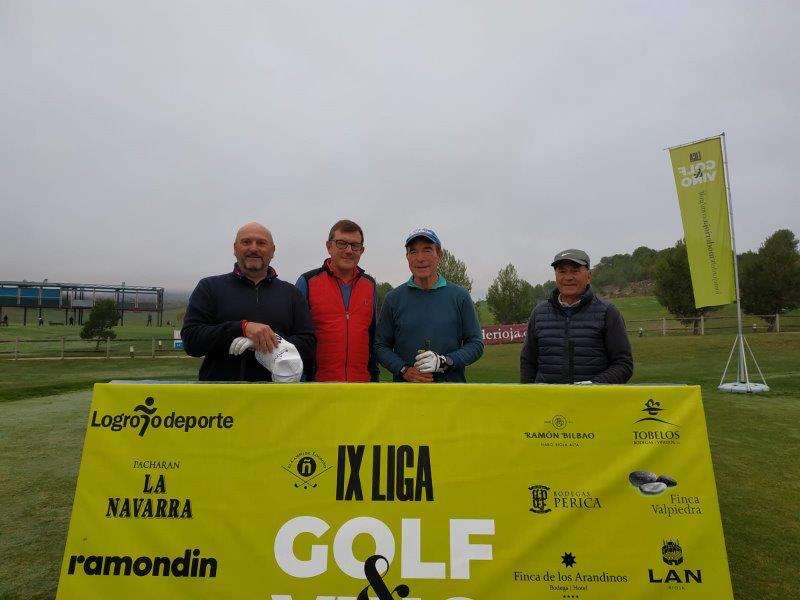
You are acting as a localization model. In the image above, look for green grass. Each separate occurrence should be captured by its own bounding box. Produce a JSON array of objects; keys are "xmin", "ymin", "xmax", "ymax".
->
[{"xmin": 0, "ymin": 334, "xmax": 798, "ymax": 599}]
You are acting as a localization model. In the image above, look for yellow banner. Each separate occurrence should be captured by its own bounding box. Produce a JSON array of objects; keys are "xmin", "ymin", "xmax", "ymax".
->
[
  {"xmin": 669, "ymin": 137, "xmax": 736, "ymax": 308},
  {"xmin": 58, "ymin": 383, "xmax": 733, "ymax": 599}
]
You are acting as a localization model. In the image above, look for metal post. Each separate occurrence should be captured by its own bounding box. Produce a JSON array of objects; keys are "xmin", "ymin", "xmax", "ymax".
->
[
  {"xmin": 60, "ymin": 336, "xmax": 65, "ymax": 360},
  {"xmin": 662, "ymin": 318, "xmax": 666, "ymax": 336},
  {"xmin": 721, "ymin": 133, "xmax": 747, "ymax": 382},
  {"xmin": 700, "ymin": 315, "xmax": 705, "ymax": 335},
  {"xmin": 106, "ymin": 337, "xmax": 111, "ymax": 359}
]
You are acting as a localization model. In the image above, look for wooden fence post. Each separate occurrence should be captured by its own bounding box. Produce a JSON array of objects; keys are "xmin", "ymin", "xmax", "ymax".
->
[
  {"xmin": 14, "ymin": 338, "xmax": 19, "ymax": 360},
  {"xmin": 700, "ymin": 315, "xmax": 705, "ymax": 335},
  {"xmin": 60, "ymin": 336, "xmax": 65, "ymax": 360},
  {"xmin": 106, "ymin": 337, "xmax": 111, "ymax": 359},
  {"xmin": 662, "ymin": 318, "xmax": 666, "ymax": 336},
  {"xmin": 776, "ymin": 313, "xmax": 780, "ymax": 333},
  {"xmin": 151, "ymin": 338, "xmax": 155, "ymax": 358}
]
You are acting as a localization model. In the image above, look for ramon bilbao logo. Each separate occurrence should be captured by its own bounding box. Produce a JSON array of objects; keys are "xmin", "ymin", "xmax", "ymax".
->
[{"xmin": 89, "ymin": 396, "xmax": 234, "ymax": 436}]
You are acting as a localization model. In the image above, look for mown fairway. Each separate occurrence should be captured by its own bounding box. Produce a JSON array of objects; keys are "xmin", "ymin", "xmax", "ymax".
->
[{"xmin": 0, "ymin": 333, "xmax": 798, "ymax": 599}]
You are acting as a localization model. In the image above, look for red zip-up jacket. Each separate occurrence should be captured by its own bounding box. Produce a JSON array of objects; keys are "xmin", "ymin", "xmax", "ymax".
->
[{"xmin": 299, "ymin": 261, "xmax": 378, "ymax": 382}]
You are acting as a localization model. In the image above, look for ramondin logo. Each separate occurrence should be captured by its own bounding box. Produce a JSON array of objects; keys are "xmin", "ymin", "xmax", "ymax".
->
[
  {"xmin": 89, "ymin": 396, "xmax": 234, "ymax": 436},
  {"xmin": 66, "ymin": 548, "xmax": 217, "ymax": 578}
]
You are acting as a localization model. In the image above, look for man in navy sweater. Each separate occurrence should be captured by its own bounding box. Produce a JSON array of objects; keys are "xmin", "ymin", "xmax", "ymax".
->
[
  {"xmin": 375, "ymin": 228, "xmax": 484, "ymax": 382},
  {"xmin": 181, "ymin": 222, "xmax": 315, "ymax": 381}
]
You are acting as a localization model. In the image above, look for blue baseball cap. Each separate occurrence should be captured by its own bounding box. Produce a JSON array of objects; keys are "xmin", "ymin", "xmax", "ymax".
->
[{"xmin": 405, "ymin": 227, "xmax": 442, "ymax": 247}]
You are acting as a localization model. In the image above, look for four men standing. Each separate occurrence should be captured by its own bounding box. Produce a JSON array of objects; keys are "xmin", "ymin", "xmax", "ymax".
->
[{"xmin": 184, "ymin": 225, "xmax": 633, "ymax": 384}]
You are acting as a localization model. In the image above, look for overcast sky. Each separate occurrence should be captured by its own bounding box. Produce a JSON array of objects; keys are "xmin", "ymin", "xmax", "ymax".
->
[{"xmin": 2, "ymin": 1, "xmax": 798, "ymax": 297}]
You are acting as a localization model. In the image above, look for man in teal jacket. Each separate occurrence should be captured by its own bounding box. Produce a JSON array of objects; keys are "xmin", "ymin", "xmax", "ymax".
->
[{"xmin": 375, "ymin": 228, "xmax": 484, "ymax": 382}]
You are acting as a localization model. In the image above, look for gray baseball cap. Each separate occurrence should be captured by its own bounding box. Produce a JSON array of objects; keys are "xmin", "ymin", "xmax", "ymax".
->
[{"xmin": 551, "ymin": 249, "xmax": 590, "ymax": 268}]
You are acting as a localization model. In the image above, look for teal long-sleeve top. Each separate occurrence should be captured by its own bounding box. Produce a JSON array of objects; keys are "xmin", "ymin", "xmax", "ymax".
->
[{"xmin": 374, "ymin": 276, "xmax": 484, "ymax": 382}]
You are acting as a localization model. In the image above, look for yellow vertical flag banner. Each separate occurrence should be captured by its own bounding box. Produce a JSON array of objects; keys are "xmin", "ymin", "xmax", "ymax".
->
[
  {"xmin": 56, "ymin": 383, "xmax": 734, "ymax": 599},
  {"xmin": 669, "ymin": 137, "xmax": 736, "ymax": 308}
]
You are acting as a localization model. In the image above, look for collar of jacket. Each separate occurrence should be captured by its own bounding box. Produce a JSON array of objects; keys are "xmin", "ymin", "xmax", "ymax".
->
[
  {"xmin": 322, "ymin": 259, "xmax": 364, "ymax": 284},
  {"xmin": 232, "ymin": 263, "xmax": 277, "ymax": 285},
  {"xmin": 407, "ymin": 274, "xmax": 447, "ymax": 289},
  {"xmin": 548, "ymin": 285, "xmax": 594, "ymax": 313}
]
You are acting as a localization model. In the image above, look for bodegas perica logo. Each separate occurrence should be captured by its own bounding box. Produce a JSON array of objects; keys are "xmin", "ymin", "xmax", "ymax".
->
[
  {"xmin": 89, "ymin": 396, "xmax": 235, "ymax": 437},
  {"xmin": 528, "ymin": 483, "xmax": 602, "ymax": 514}
]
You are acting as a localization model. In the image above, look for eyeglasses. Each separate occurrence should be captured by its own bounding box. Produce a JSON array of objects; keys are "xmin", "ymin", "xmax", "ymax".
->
[{"xmin": 330, "ymin": 239, "xmax": 364, "ymax": 252}]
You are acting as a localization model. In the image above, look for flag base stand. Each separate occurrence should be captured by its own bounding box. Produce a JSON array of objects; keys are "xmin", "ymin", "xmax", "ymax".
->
[
  {"xmin": 718, "ymin": 382, "xmax": 769, "ymax": 394},
  {"xmin": 718, "ymin": 333, "xmax": 769, "ymax": 394}
]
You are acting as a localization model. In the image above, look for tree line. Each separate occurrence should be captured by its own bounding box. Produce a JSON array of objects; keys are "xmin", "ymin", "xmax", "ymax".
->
[
  {"xmin": 381, "ymin": 229, "xmax": 800, "ymax": 328},
  {"xmin": 79, "ymin": 230, "xmax": 800, "ymax": 347}
]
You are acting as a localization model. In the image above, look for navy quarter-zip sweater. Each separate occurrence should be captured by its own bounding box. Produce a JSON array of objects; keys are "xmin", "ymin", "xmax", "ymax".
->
[{"xmin": 182, "ymin": 265, "xmax": 316, "ymax": 381}]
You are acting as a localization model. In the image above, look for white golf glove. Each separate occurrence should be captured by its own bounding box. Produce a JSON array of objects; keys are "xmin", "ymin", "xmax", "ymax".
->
[
  {"xmin": 574, "ymin": 380, "xmax": 594, "ymax": 385},
  {"xmin": 414, "ymin": 350, "xmax": 446, "ymax": 373},
  {"xmin": 229, "ymin": 336, "xmax": 303, "ymax": 383},
  {"xmin": 229, "ymin": 336, "xmax": 254, "ymax": 355},
  {"xmin": 255, "ymin": 338, "xmax": 304, "ymax": 383}
]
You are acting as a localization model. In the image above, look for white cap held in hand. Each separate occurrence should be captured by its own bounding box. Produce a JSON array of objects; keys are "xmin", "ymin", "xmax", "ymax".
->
[{"xmin": 255, "ymin": 338, "xmax": 303, "ymax": 383}]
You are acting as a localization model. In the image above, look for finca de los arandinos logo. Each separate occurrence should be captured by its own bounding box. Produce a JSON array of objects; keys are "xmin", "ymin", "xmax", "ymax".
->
[{"xmin": 90, "ymin": 396, "xmax": 234, "ymax": 437}]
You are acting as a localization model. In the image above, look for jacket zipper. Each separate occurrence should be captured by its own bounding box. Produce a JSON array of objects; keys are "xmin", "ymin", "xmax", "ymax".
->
[{"xmin": 344, "ymin": 310, "xmax": 350, "ymax": 381}]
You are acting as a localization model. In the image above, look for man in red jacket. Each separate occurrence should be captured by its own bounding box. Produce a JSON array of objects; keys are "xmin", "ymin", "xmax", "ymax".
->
[{"xmin": 296, "ymin": 220, "xmax": 379, "ymax": 382}]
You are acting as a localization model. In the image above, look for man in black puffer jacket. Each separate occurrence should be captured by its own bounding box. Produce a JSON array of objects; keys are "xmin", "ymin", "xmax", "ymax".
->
[{"xmin": 520, "ymin": 249, "xmax": 633, "ymax": 384}]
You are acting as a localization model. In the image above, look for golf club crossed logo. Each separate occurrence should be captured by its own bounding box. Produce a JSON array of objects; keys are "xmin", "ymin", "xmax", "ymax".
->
[{"xmin": 282, "ymin": 453, "xmax": 332, "ymax": 490}]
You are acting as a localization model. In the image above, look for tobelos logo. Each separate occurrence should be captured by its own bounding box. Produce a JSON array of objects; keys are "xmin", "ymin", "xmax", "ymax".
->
[
  {"xmin": 635, "ymin": 399, "xmax": 679, "ymax": 427},
  {"xmin": 90, "ymin": 396, "xmax": 234, "ymax": 437},
  {"xmin": 357, "ymin": 555, "xmax": 410, "ymax": 600}
]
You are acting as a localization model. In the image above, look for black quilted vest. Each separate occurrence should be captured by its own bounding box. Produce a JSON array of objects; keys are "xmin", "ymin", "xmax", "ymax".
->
[{"xmin": 532, "ymin": 287, "xmax": 610, "ymax": 383}]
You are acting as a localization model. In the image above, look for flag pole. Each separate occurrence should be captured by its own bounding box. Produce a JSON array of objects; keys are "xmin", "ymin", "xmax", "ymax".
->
[{"xmin": 718, "ymin": 133, "xmax": 768, "ymax": 393}]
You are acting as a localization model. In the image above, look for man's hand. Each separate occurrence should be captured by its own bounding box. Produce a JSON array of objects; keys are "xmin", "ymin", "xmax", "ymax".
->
[
  {"xmin": 229, "ymin": 337, "xmax": 254, "ymax": 355},
  {"xmin": 414, "ymin": 350, "xmax": 445, "ymax": 373},
  {"xmin": 244, "ymin": 321, "xmax": 280, "ymax": 353},
  {"xmin": 402, "ymin": 366, "xmax": 434, "ymax": 383}
]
